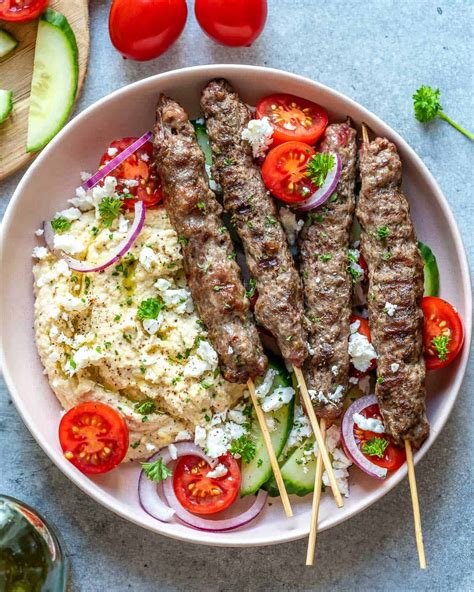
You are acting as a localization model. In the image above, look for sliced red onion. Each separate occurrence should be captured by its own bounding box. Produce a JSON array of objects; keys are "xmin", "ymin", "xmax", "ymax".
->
[
  {"xmin": 82, "ymin": 132, "xmax": 152, "ymax": 191},
  {"xmin": 138, "ymin": 442, "xmax": 216, "ymax": 523},
  {"xmin": 44, "ymin": 201, "xmax": 146, "ymax": 273},
  {"xmin": 298, "ymin": 152, "xmax": 342, "ymax": 211},
  {"xmin": 341, "ymin": 394, "xmax": 388, "ymax": 480},
  {"xmin": 162, "ymin": 476, "xmax": 268, "ymax": 532}
]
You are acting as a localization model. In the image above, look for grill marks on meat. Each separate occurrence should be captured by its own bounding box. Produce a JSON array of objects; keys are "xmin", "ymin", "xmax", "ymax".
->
[
  {"xmin": 201, "ymin": 79, "xmax": 308, "ymax": 368},
  {"xmin": 153, "ymin": 94, "xmax": 267, "ymax": 383},
  {"xmin": 298, "ymin": 123, "xmax": 357, "ymax": 418},
  {"xmin": 357, "ymin": 137, "xmax": 429, "ymax": 448}
]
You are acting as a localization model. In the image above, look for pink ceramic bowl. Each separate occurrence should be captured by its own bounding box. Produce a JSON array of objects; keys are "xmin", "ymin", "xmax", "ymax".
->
[{"xmin": 0, "ymin": 65, "xmax": 471, "ymax": 547}]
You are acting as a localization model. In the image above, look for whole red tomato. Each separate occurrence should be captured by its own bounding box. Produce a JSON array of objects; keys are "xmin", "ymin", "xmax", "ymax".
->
[
  {"xmin": 195, "ymin": 0, "xmax": 267, "ymax": 47},
  {"xmin": 109, "ymin": 0, "xmax": 187, "ymax": 61}
]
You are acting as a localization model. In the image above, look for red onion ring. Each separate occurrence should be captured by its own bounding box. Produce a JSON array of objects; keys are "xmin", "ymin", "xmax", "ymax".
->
[
  {"xmin": 138, "ymin": 442, "xmax": 216, "ymax": 523},
  {"xmin": 81, "ymin": 132, "xmax": 152, "ymax": 191},
  {"xmin": 162, "ymin": 477, "xmax": 268, "ymax": 532},
  {"xmin": 298, "ymin": 152, "xmax": 342, "ymax": 211},
  {"xmin": 341, "ymin": 394, "xmax": 388, "ymax": 480},
  {"xmin": 43, "ymin": 201, "xmax": 146, "ymax": 273}
]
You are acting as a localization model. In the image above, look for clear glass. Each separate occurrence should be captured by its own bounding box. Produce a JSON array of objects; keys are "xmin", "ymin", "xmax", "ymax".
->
[{"xmin": 0, "ymin": 495, "xmax": 68, "ymax": 591}]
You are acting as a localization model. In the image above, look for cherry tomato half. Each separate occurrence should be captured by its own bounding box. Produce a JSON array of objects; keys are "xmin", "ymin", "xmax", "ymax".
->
[
  {"xmin": 59, "ymin": 402, "xmax": 129, "ymax": 474},
  {"xmin": 349, "ymin": 314, "xmax": 377, "ymax": 376},
  {"xmin": 256, "ymin": 94, "xmax": 328, "ymax": 146},
  {"xmin": 422, "ymin": 296, "xmax": 464, "ymax": 370},
  {"xmin": 98, "ymin": 137, "xmax": 163, "ymax": 210},
  {"xmin": 261, "ymin": 141, "xmax": 317, "ymax": 204},
  {"xmin": 173, "ymin": 453, "xmax": 240, "ymax": 515},
  {"xmin": 0, "ymin": 0, "xmax": 48, "ymax": 21},
  {"xmin": 355, "ymin": 404, "xmax": 406, "ymax": 471},
  {"xmin": 109, "ymin": 0, "xmax": 187, "ymax": 61},
  {"xmin": 195, "ymin": 0, "xmax": 267, "ymax": 47}
]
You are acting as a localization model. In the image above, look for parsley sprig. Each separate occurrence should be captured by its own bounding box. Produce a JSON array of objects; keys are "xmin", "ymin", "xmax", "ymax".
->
[
  {"xmin": 413, "ymin": 86, "xmax": 473, "ymax": 141},
  {"xmin": 362, "ymin": 437, "xmax": 389, "ymax": 459},
  {"xmin": 229, "ymin": 434, "xmax": 256, "ymax": 464},
  {"xmin": 99, "ymin": 196, "xmax": 123, "ymax": 228},
  {"xmin": 51, "ymin": 216, "xmax": 72, "ymax": 234},
  {"xmin": 134, "ymin": 400, "xmax": 157, "ymax": 415},
  {"xmin": 246, "ymin": 278, "xmax": 257, "ymax": 299},
  {"xmin": 306, "ymin": 153, "xmax": 335, "ymax": 187},
  {"xmin": 137, "ymin": 297, "xmax": 165, "ymax": 320},
  {"xmin": 142, "ymin": 457, "xmax": 173, "ymax": 482},
  {"xmin": 432, "ymin": 334, "xmax": 451, "ymax": 361}
]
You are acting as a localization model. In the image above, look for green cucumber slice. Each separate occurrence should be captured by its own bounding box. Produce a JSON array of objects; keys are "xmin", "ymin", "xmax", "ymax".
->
[
  {"xmin": 418, "ymin": 241, "xmax": 440, "ymax": 296},
  {"xmin": 0, "ymin": 29, "xmax": 18, "ymax": 58},
  {"xmin": 240, "ymin": 360, "xmax": 295, "ymax": 496},
  {"xmin": 26, "ymin": 8, "xmax": 78, "ymax": 153},
  {"xmin": 0, "ymin": 90, "xmax": 13, "ymax": 124},
  {"xmin": 192, "ymin": 120, "xmax": 213, "ymax": 166}
]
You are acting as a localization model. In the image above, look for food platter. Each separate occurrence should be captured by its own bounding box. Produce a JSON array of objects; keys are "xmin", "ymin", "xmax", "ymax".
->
[{"xmin": 0, "ymin": 65, "xmax": 471, "ymax": 547}]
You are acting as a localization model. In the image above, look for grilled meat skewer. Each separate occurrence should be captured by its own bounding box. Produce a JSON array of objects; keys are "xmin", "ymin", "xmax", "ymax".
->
[
  {"xmin": 153, "ymin": 94, "xmax": 267, "ymax": 383},
  {"xmin": 201, "ymin": 79, "xmax": 308, "ymax": 368},
  {"xmin": 298, "ymin": 122, "xmax": 358, "ymax": 419},
  {"xmin": 357, "ymin": 135, "xmax": 429, "ymax": 448}
]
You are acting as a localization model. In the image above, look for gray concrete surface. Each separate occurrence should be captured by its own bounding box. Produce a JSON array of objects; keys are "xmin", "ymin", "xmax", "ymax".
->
[{"xmin": 1, "ymin": 1, "xmax": 473, "ymax": 590}]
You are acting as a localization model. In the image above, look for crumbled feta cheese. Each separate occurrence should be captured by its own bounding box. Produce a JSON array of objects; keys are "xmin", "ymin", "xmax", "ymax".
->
[
  {"xmin": 32, "ymin": 246, "xmax": 49, "ymax": 260},
  {"xmin": 183, "ymin": 356, "xmax": 209, "ymax": 378},
  {"xmin": 49, "ymin": 326, "xmax": 59, "ymax": 339},
  {"xmin": 55, "ymin": 207, "xmax": 82, "ymax": 221},
  {"xmin": 107, "ymin": 147, "xmax": 118, "ymax": 157},
  {"xmin": 353, "ymin": 412, "xmax": 385, "ymax": 433},
  {"xmin": 196, "ymin": 340, "xmax": 218, "ymax": 370},
  {"xmin": 285, "ymin": 406, "xmax": 312, "ymax": 449},
  {"xmin": 123, "ymin": 178, "xmax": 139, "ymax": 188},
  {"xmin": 139, "ymin": 246, "xmax": 158, "ymax": 272},
  {"xmin": 57, "ymin": 295, "xmax": 88, "ymax": 312},
  {"xmin": 143, "ymin": 315, "xmax": 162, "ymax": 335},
  {"xmin": 255, "ymin": 368, "xmax": 277, "ymax": 398},
  {"xmin": 241, "ymin": 116, "xmax": 274, "ymax": 158},
  {"xmin": 118, "ymin": 214, "xmax": 129, "ymax": 234},
  {"xmin": 206, "ymin": 463, "xmax": 228, "ymax": 479},
  {"xmin": 161, "ymin": 287, "xmax": 194, "ymax": 314},
  {"xmin": 175, "ymin": 430, "xmax": 192, "ymax": 442},
  {"xmin": 332, "ymin": 447, "xmax": 352, "ymax": 469},
  {"xmin": 390, "ymin": 363, "xmax": 400, "ymax": 373},
  {"xmin": 80, "ymin": 171, "xmax": 92, "ymax": 182},
  {"xmin": 228, "ymin": 409, "xmax": 246, "ymax": 425},
  {"xmin": 194, "ymin": 425, "xmax": 207, "ymax": 447},
  {"xmin": 350, "ymin": 319, "xmax": 361, "ymax": 333},
  {"xmin": 53, "ymin": 234, "xmax": 84, "ymax": 255},
  {"xmin": 348, "ymin": 332, "xmax": 377, "ymax": 372},
  {"xmin": 331, "ymin": 365, "xmax": 338, "ymax": 376},
  {"xmin": 225, "ymin": 421, "xmax": 246, "ymax": 441},
  {"xmin": 140, "ymin": 152, "xmax": 150, "ymax": 162},
  {"xmin": 64, "ymin": 346, "xmax": 103, "ymax": 376},
  {"xmin": 349, "ymin": 376, "xmax": 359, "ymax": 384},
  {"xmin": 168, "ymin": 443, "xmax": 178, "ymax": 460},
  {"xmin": 146, "ymin": 443, "xmax": 156, "ymax": 452},
  {"xmin": 331, "ymin": 385, "xmax": 344, "ymax": 402},
  {"xmin": 205, "ymin": 427, "xmax": 228, "ymax": 458},
  {"xmin": 72, "ymin": 334, "xmax": 87, "ymax": 348},
  {"xmin": 261, "ymin": 386, "xmax": 294, "ymax": 413},
  {"xmin": 154, "ymin": 278, "xmax": 171, "ymax": 291},
  {"xmin": 35, "ymin": 228, "xmax": 44, "ymax": 237},
  {"xmin": 142, "ymin": 354, "xmax": 158, "ymax": 366},
  {"xmin": 384, "ymin": 301, "xmax": 398, "ymax": 317},
  {"xmin": 322, "ymin": 467, "xmax": 350, "ymax": 497}
]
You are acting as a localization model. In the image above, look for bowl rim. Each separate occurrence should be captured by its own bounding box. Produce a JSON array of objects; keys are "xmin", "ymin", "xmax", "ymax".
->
[{"xmin": 1, "ymin": 64, "xmax": 472, "ymax": 547}]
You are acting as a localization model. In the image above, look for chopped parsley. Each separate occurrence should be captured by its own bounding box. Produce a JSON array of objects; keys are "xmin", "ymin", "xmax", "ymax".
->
[
  {"xmin": 319, "ymin": 253, "xmax": 332, "ymax": 262},
  {"xmin": 171, "ymin": 376, "xmax": 182, "ymax": 385},
  {"xmin": 382, "ymin": 251, "xmax": 393, "ymax": 261},
  {"xmin": 376, "ymin": 376, "xmax": 385, "ymax": 384},
  {"xmin": 376, "ymin": 226, "xmax": 390, "ymax": 240},
  {"xmin": 328, "ymin": 192, "xmax": 338, "ymax": 202},
  {"xmin": 306, "ymin": 153, "xmax": 335, "ymax": 187},
  {"xmin": 218, "ymin": 226, "xmax": 227, "ymax": 234},
  {"xmin": 51, "ymin": 216, "xmax": 72, "ymax": 234},
  {"xmin": 257, "ymin": 458, "xmax": 263, "ymax": 468},
  {"xmin": 227, "ymin": 251, "xmax": 237, "ymax": 260},
  {"xmin": 137, "ymin": 297, "xmax": 165, "ymax": 320},
  {"xmin": 213, "ymin": 285, "xmax": 225, "ymax": 292},
  {"xmin": 130, "ymin": 441, "xmax": 140, "ymax": 449},
  {"xmin": 265, "ymin": 215, "xmax": 277, "ymax": 226},
  {"xmin": 134, "ymin": 400, "xmax": 156, "ymax": 415},
  {"xmin": 362, "ymin": 437, "xmax": 389, "ymax": 459},
  {"xmin": 223, "ymin": 158, "xmax": 233, "ymax": 167},
  {"xmin": 229, "ymin": 434, "xmax": 256, "ymax": 464},
  {"xmin": 432, "ymin": 334, "xmax": 451, "ymax": 361},
  {"xmin": 98, "ymin": 196, "xmax": 123, "ymax": 227},
  {"xmin": 141, "ymin": 457, "xmax": 173, "ymax": 482},
  {"xmin": 246, "ymin": 279, "xmax": 257, "ymax": 299},
  {"xmin": 196, "ymin": 200, "xmax": 206, "ymax": 211}
]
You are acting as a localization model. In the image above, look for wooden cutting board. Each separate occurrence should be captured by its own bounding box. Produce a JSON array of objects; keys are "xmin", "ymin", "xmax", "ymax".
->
[{"xmin": 0, "ymin": 0, "xmax": 89, "ymax": 181}]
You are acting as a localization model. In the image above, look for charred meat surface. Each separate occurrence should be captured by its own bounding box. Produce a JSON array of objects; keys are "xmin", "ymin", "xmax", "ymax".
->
[
  {"xmin": 298, "ymin": 122, "xmax": 357, "ymax": 418},
  {"xmin": 201, "ymin": 79, "xmax": 307, "ymax": 368},
  {"xmin": 357, "ymin": 136, "xmax": 429, "ymax": 448},
  {"xmin": 153, "ymin": 94, "xmax": 267, "ymax": 383}
]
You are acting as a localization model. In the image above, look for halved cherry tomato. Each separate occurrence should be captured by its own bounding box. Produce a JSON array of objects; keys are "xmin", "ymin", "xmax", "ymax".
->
[
  {"xmin": 59, "ymin": 402, "xmax": 129, "ymax": 474},
  {"xmin": 355, "ymin": 404, "xmax": 406, "ymax": 471},
  {"xmin": 349, "ymin": 314, "xmax": 377, "ymax": 376},
  {"xmin": 261, "ymin": 141, "xmax": 316, "ymax": 203},
  {"xmin": 0, "ymin": 0, "xmax": 48, "ymax": 22},
  {"xmin": 256, "ymin": 94, "xmax": 328, "ymax": 146},
  {"xmin": 173, "ymin": 453, "xmax": 240, "ymax": 515},
  {"xmin": 98, "ymin": 137, "xmax": 163, "ymax": 210},
  {"xmin": 422, "ymin": 296, "xmax": 464, "ymax": 370}
]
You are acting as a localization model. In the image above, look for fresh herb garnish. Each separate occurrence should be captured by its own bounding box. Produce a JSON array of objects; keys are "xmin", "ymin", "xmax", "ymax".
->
[
  {"xmin": 246, "ymin": 278, "xmax": 257, "ymax": 299},
  {"xmin": 134, "ymin": 400, "xmax": 156, "ymax": 415},
  {"xmin": 137, "ymin": 297, "xmax": 164, "ymax": 320},
  {"xmin": 413, "ymin": 85, "xmax": 473, "ymax": 141},
  {"xmin": 141, "ymin": 457, "xmax": 173, "ymax": 482},
  {"xmin": 51, "ymin": 216, "xmax": 72, "ymax": 234},
  {"xmin": 178, "ymin": 236, "xmax": 189, "ymax": 246},
  {"xmin": 319, "ymin": 253, "xmax": 332, "ymax": 262},
  {"xmin": 229, "ymin": 434, "xmax": 256, "ymax": 464},
  {"xmin": 306, "ymin": 153, "xmax": 335, "ymax": 187},
  {"xmin": 432, "ymin": 334, "xmax": 451, "ymax": 361},
  {"xmin": 377, "ymin": 226, "xmax": 390, "ymax": 240},
  {"xmin": 98, "ymin": 196, "xmax": 123, "ymax": 228},
  {"xmin": 362, "ymin": 437, "xmax": 389, "ymax": 459}
]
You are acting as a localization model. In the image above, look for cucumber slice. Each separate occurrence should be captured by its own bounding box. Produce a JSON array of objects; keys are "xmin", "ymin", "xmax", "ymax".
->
[
  {"xmin": 240, "ymin": 360, "xmax": 295, "ymax": 496},
  {"xmin": 26, "ymin": 8, "xmax": 78, "ymax": 153},
  {"xmin": 192, "ymin": 120, "xmax": 213, "ymax": 166},
  {"xmin": 0, "ymin": 90, "xmax": 13, "ymax": 124},
  {"xmin": 418, "ymin": 241, "xmax": 440, "ymax": 296},
  {"xmin": 0, "ymin": 29, "xmax": 18, "ymax": 58}
]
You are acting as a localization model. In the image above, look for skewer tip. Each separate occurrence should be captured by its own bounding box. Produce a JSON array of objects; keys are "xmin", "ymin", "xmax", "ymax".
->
[{"xmin": 361, "ymin": 122, "xmax": 370, "ymax": 144}]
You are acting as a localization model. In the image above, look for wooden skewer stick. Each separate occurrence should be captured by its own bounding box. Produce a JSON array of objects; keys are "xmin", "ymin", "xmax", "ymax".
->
[
  {"xmin": 362, "ymin": 121, "xmax": 426, "ymax": 569},
  {"xmin": 293, "ymin": 367, "xmax": 344, "ymax": 508},
  {"xmin": 247, "ymin": 379, "xmax": 293, "ymax": 518},
  {"xmin": 306, "ymin": 418, "xmax": 326, "ymax": 566},
  {"xmin": 405, "ymin": 440, "xmax": 427, "ymax": 569}
]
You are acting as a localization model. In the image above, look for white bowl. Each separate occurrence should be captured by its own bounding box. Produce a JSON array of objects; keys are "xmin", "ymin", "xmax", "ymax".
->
[{"xmin": 0, "ymin": 65, "xmax": 471, "ymax": 547}]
